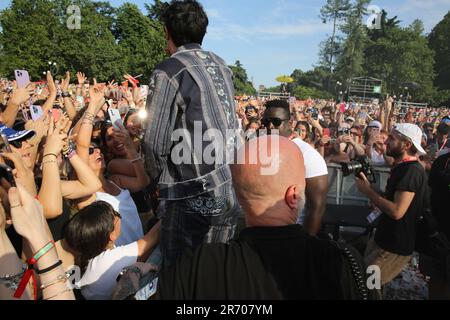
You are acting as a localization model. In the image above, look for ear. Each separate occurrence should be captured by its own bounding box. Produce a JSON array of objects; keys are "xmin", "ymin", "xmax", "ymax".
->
[{"xmin": 285, "ymin": 185, "xmax": 300, "ymax": 211}]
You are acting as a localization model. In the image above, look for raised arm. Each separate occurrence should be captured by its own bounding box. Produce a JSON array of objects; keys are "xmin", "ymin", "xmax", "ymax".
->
[
  {"xmin": 41, "ymin": 72, "xmax": 57, "ymax": 113},
  {"xmin": 109, "ymin": 127, "xmax": 150, "ymax": 193},
  {"xmin": 61, "ymin": 154, "xmax": 102, "ymax": 200},
  {"xmin": 9, "ymin": 184, "xmax": 74, "ymax": 300},
  {"xmin": 60, "ymin": 72, "xmax": 77, "ymax": 121},
  {"xmin": 74, "ymin": 85, "xmax": 105, "ymax": 164},
  {"xmin": 38, "ymin": 118, "xmax": 69, "ymax": 219},
  {"xmin": 3, "ymin": 82, "xmax": 34, "ymax": 127}
]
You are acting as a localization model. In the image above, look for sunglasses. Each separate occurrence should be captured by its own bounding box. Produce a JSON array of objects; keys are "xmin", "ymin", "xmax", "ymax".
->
[
  {"xmin": 9, "ymin": 140, "xmax": 24, "ymax": 149},
  {"xmin": 89, "ymin": 146, "xmax": 101, "ymax": 155},
  {"xmin": 261, "ymin": 118, "xmax": 288, "ymax": 127}
]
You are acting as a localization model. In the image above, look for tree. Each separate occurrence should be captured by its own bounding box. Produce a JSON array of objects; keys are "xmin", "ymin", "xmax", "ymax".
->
[
  {"xmin": 114, "ymin": 3, "xmax": 166, "ymax": 84},
  {"xmin": 335, "ymin": 0, "xmax": 370, "ymax": 88},
  {"xmin": 0, "ymin": 0, "xmax": 61, "ymax": 79},
  {"xmin": 319, "ymin": 0, "xmax": 351, "ymax": 89},
  {"xmin": 229, "ymin": 60, "xmax": 256, "ymax": 96},
  {"xmin": 364, "ymin": 19, "xmax": 436, "ymax": 102},
  {"xmin": 0, "ymin": 0, "xmax": 167, "ymax": 82},
  {"xmin": 53, "ymin": 0, "xmax": 124, "ymax": 81},
  {"xmin": 428, "ymin": 11, "xmax": 450, "ymax": 91},
  {"xmin": 145, "ymin": 0, "xmax": 169, "ymax": 21}
]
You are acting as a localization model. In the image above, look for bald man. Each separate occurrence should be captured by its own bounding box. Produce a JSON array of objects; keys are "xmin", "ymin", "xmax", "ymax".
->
[{"xmin": 116, "ymin": 136, "xmax": 366, "ymax": 300}]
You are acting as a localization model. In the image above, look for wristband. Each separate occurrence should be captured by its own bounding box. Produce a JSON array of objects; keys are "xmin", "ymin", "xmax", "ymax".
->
[
  {"xmin": 43, "ymin": 153, "xmax": 58, "ymax": 159},
  {"xmin": 130, "ymin": 156, "xmax": 142, "ymax": 164},
  {"xmin": 36, "ymin": 260, "xmax": 63, "ymax": 275},
  {"xmin": 61, "ymin": 91, "xmax": 71, "ymax": 98}
]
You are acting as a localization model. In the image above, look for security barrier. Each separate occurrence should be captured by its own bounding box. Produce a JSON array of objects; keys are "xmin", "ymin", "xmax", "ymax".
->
[{"xmin": 327, "ymin": 163, "xmax": 390, "ymax": 206}]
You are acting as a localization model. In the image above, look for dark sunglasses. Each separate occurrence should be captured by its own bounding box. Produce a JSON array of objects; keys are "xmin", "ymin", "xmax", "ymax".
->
[
  {"xmin": 10, "ymin": 140, "xmax": 24, "ymax": 149},
  {"xmin": 261, "ymin": 118, "xmax": 288, "ymax": 127},
  {"xmin": 89, "ymin": 146, "xmax": 101, "ymax": 155}
]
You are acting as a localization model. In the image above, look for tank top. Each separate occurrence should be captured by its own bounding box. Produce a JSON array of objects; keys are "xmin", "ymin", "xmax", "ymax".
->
[{"xmin": 96, "ymin": 181, "xmax": 144, "ymax": 247}]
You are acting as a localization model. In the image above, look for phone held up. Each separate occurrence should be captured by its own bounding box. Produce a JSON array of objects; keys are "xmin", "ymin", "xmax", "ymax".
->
[
  {"xmin": 108, "ymin": 108, "xmax": 124, "ymax": 129},
  {"xmin": 14, "ymin": 70, "xmax": 30, "ymax": 89}
]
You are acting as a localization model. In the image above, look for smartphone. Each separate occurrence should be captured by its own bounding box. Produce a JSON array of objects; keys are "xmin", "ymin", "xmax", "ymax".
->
[
  {"xmin": 14, "ymin": 70, "xmax": 30, "ymax": 89},
  {"xmin": 108, "ymin": 108, "xmax": 124, "ymax": 129},
  {"xmin": 0, "ymin": 134, "xmax": 12, "ymax": 153},
  {"xmin": 0, "ymin": 164, "xmax": 16, "ymax": 188},
  {"xmin": 323, "ymin": 128, "xmax": 330, "ymax": 138},
  {"xmin": 30, "ymin": 105, "xmax": 44, "ymax": 121},
  {"xmin": 49, "ymin": 108, "xmax": 61, "ymax": 122}
]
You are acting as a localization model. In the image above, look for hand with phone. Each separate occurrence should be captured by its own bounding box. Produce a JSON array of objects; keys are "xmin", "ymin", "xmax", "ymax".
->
[
  {"xmin": 108, "ymin": 108, "xmax": 124, "ymax": 129},
  {"xmin": 8, "ymin": 81, "xmax": 34, "ymax": 107},
  {"xmin": 14, "ymin": 70, "xmax": 30, "ymax": 89}
]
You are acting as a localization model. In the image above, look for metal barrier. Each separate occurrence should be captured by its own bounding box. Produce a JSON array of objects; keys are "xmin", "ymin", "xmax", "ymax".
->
[{"xmin": 327, "ymin": 163, "xmax": 390, "ymax": 206}]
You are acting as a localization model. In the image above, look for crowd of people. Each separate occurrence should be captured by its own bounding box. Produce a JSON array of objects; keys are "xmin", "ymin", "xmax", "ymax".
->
[{"xmin": 0, "ymin": 0, "xmax": 449, "ymax": 301}]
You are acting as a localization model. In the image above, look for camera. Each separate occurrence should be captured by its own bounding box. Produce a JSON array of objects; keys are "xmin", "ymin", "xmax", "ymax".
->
[
  {"xmin": 307, "ymin": 108, "xmax": 319, "ymax": 120},
  {"xmin": 338, "ymin": 128, "xmax": 350, "ymax": 136},
  {"xmin": 341, "ymin": 156, "xmax": 376, "ymax": 184}
]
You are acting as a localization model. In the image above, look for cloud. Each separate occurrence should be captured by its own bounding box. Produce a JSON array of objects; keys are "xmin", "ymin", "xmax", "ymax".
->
[{"xmin": 207, "ymin": 19, "xmax": 331, "ymax": 43}]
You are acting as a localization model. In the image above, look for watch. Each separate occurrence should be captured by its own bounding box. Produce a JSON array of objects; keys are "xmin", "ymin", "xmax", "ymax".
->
[{"xmin": 116, "ymin": 266, "xmax": 143, "ymax": 283}]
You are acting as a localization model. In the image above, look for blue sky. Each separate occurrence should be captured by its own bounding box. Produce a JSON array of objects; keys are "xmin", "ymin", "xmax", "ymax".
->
[{"xmin": 1, "ymin": 0, "xmax": 449, "ymax": 87}]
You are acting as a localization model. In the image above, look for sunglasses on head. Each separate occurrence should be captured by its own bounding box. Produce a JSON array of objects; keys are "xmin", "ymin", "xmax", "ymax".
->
[{"xmin": 261, "ymin": 118, "xmax": 288, "ymax": 127}]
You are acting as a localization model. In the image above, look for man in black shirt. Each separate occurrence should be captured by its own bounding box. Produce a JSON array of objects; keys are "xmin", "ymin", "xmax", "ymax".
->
[
  {"xmin": 151, "ymin": 136, "xmax": 366, "ymax": 299},
  {"xmin": 356, "ymin": 123, "xmax": 429, "ymax": 287}
]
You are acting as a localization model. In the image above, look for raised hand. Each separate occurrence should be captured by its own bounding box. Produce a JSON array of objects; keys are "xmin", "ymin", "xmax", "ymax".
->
[
  {"xmin": 46, "ymin": 71, "xmax": 57, "ymax": 95},
  {"xmin": 9, "ymin": 81, "xmax": 34, "ymax": 106},
  {"xmin": 8, "ymin": 183, "xmax": 47, "ymax": 244},
  {"xmin": 76, "ymin": 72, "xmax": 87, "ymax": 85},
  {"xmin": 89, "ymin": 84, "xmax": 106, "ymax": 111},
  {"xmin": 61, "ymin": 71, "xmax": 71, "ymax": 92},
  {"xmin": 44, "ymin": 116, "xmax": 68, "ymax": 156}
]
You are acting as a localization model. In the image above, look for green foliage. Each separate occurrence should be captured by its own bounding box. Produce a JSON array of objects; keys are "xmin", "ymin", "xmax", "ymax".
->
[
  {"xmin": 428, "ymin": 11, "xmax": 450, "ymax": 91},
  {"xmin": 319, "ymin": 0, "xmax": 351, "ymax": 78},
  {"xmin": 364, "ymin": 19, "xmax": 436, "ymax": 102},
  {"xmin": 0, "ymin": 0, "xmax": 166, "ymax": 82},
  {"xmin": 292, "ymin": 86, "xmax": 333, "ymax": 100},
  {"xmin": 115, "ymin": 3, "xmax": 166, "ymax": 84},
  {"xmin": 335, "ymin": 0, "xmax": 370, "ymax": 85},
  {"xmin": 229, "ymin": 60, "xmax": 256, "ymax": 96}
]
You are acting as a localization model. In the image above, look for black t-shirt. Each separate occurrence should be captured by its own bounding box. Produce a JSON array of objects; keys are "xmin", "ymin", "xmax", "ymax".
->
[
  {"xmin": 156, "ymin": 225, "xmax": 361, "ymax": 300},
  {"xmin": 429, "ymin": 152, "xmax": 450, "ymax": 239},
  {"xmin": 375, "ymin": 161, "xmax": 429, "ymax": 256}
]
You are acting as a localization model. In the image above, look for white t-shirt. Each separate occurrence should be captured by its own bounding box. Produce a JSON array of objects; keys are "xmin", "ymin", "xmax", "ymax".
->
[
  {"xmin": 292, "ymin": 138, "xmax": 328, "ymax": 179},
  {"xmin": 291, "ymin": 138, "xmax": 328, "ymax": 225},
  {"xmin": 370, "ymin": 148, "xmax": 386, "ymax": 166},
  {"xmin": 80, "ymin": 242, "xmax": 139, "ymax": 300}
]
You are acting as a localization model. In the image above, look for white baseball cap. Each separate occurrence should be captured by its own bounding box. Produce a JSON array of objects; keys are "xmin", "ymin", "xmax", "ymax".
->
[
  {"xmin": 393, "ymin": 123, "xmax": 426, "ymax": 156},
  {"xmin": 368, "ymin": 120, "xmax": 382, "ymax": 130}
]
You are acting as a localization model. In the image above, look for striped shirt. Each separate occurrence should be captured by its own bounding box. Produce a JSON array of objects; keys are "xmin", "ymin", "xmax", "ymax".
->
[{"xmin": 143, "ymin": 44, "xmax": 241, "ymax": 267}]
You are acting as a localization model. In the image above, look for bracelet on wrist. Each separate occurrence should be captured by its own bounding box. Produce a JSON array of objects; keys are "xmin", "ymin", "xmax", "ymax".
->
[
  {"xmin": 36, "ymin": 260, "xmax": 63, "ymax": 275},
  {"xmin": 43, "ymin": 153, "xmax": 58, "ymax": 159},
  {"xmin": 130, "ymin": 156, "xmax": 142, "ymax": 164},
  {"xmin": 43, "ymin": 288, "xmax": 72, "ymax": 300},
  {"xmin": 39, "ymin": 272, "xmax": 69, "ymax": 290},
  {"xmin": 61, "ymin": 92, "xmax": 71, "ymax": 98}
]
